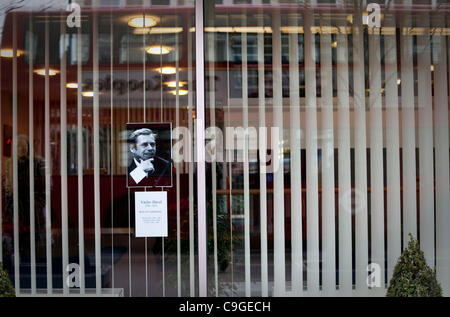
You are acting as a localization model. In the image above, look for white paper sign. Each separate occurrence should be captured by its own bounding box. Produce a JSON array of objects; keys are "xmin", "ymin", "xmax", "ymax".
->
[{"xmin": 135, "ymin": 191, "xmax": 168, "ymax": 237}]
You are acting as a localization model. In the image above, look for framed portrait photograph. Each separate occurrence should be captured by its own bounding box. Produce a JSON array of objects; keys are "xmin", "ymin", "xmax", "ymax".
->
[{"xmin": 126, "ymin": 122, "xmax": 173, "ymax": 188}]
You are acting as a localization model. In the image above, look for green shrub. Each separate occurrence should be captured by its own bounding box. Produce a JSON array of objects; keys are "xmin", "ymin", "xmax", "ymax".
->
[
  {"xmin": 0, "ymin": 262, "xmax": 15, "ymax": 297},
  {"xmin": 386, "ymin": 234, "xmax": 442, "ymax": 297}
]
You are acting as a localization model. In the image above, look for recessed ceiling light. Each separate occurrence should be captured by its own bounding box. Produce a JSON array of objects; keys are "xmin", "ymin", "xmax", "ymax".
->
[
  {"xmin": 146, "ymin": 45, "xmax": 173, "ymax": 55},
  {"xmin": 128, "ymin": 15, "xmax": 158, "ymax": 28},
  {"xmin": 34, "ymin": 68, "xmax": 59, "ymax": 76},
  {"xmin": 156, "ymin": 66, "xmax": 177, "ymax": 75},
  {"xmin": 331, "ymin": 41, "xmax": 338, "ymax": 48}
]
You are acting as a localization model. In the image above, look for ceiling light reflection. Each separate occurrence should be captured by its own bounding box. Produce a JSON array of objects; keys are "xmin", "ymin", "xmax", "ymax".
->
[
  {"xmin": 164, "ymin": 81, "xmax": 187, "ymax": 88},
  {"xmin": 146, "ymin": 45, "xmax": 173, "ymax": 55},
  {"xmin": 128, "ymin": 15, "xmax": 158, "ymax": 28},
  {"xmin": 34, "ymin": 68, "xmax": 59, "ymax": 76},
  {"xmin": 66, "ymin": 82, "xmax": 79, "ymax": 89},
  {"xmin": 156, "ymin": 67, "xmax": 177, "ymax": 74},
  {"xmin": 82, "ymin": 91, "xmax": 94, "ymax": 97},
  {"xmin": 133, "ymin": 27, "xmax": 183, "ymax": 35},
  {"xmin": 1, "ymin": 49, "xmax": 24, "ymax": 58},
  {"xmin": 169, "ymin": 89, "xmax": 188, "ymax": 96}
]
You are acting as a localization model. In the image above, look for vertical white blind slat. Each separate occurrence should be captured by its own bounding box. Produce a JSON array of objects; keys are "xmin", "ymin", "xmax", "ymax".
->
[
  {"xmin": 143, "ymin": 13, "xmax": 148, "ymax": 299},
  {"xmin": 369, "ymin": 27, "xmax": 384, "ymax": 285},
  {"xmin": 44, "ymin": 17, "xmax": 53, "ymax": 294},
  {"xmin": 272, "ymin": 10, "xmax": 286, "ymax": 297},
  {"xmin": 319, "ymin": 15, "xmax": 335, "ymax": 295},
  {"xmin": 12, "ymin": 12, "xmax": 20, "ymax": 294},
  {"xmin": 175, "ymin": 30, "xmax": 182, "ymax": 297},
  {"xmin": 126, "ymin": 40, "xmax": 131, "ymax": 295},
  {"xmin": 195, "ymin": 0, "xmax": 207, "ymax": 296},
  {"xmin": 384, "ymin": 24, "xmax": 401, "ymax": 282},
  {"xmin": 353, "ymin": 11, "xmax": 368, "ymax": 293},
  {"xmin": 109, "ymin": 13, "xmax": 114, "ymax": 292},
  {"xmin": 337, "ymin": 30, "xmax": 352, "ymax": 294},
  {"xmin": 417, "ymin": 17, "xmax": 434, "ymax": 267},
  {"xmin": 0, "ymin": 42, "xmax": 2, "ymax": 264},
  {"xmin": 208, "ymin": 30, "xmax": 219, "ymax": 297},
  {"xmin": 225, "ymin": 22, "xmax": 235, "ymax": 295},
  {"xmin": 77, "ymin": 24, "xmax": 86, "ymax": 295},
  {"xmin": 304, "ymin": 10, "xmax": 320, "ymax": 294},
  {"xmin": 289, "ymin": 13, "xmax": 303, "ymax": 297},
  {"xmin": 187, "ymin": 17, "xmax": 195, "ymax": 297},
  {"xmin": 400, "ymin": 13, "xmax": 417, "ymax": 242},
  {"xmin": 60, "ymin": 20, "xmax": 69, "ymax": 296},
  {"xmin": 28, "ymin": 15, "xmax": 37, "ymax": 295},
  {"xmin": 92, "ymin": 11, "xmax": 102, "ymax": 295},
  {"xmin": 241, "ymin": 17, "xmax": 251, "ymax": 298},
  {"xmin": 434, "ymin": 29, "xmax": 450, "ymax": 296},
  {"xmin": 257, "ymin": 10, "xmax": 268, "ymax": 297},
  {"xmin": 0, "ymin": 27, "xmax": 2, "ymax": 264}
]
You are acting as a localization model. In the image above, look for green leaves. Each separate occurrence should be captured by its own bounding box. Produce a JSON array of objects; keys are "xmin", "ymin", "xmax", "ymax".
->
[
  {"xmin": 0, "ymin": 262, "xmax": 15, "ymax": 297},
  {"xmin": 386, "ymin": 233, "xmax": 442, "ymax": 297}
]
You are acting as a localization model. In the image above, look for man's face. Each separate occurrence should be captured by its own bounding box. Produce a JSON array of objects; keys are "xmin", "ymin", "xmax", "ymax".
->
[{"xmin": 131, "ymin": 134, "xmax": 156, "ymax": 161}]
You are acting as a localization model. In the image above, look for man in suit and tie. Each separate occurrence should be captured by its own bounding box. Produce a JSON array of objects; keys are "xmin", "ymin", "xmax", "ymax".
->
[{"xmin": 127, "ymin": 128, "xmax": 171, "ymax": 187}]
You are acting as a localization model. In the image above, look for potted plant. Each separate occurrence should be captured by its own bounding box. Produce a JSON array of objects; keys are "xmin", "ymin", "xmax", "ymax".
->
[
  {"xmin": 386, "ymin": 233, "xmax": 442, "ymax": 297},
  {"xmin": 0, "ymin": 262, "xmax": 15, "ymax": 297}
]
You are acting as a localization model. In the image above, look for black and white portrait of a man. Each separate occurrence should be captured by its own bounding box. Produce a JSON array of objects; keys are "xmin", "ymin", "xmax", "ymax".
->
[{"xmin": 126, "ymin": 123, "xmax": 172, "ymax": 188}]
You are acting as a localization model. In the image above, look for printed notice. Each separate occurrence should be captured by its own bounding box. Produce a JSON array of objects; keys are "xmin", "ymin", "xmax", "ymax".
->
[{"xmin": 135, "ymin": 191, "xmax": 168, "ymax": 237}]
